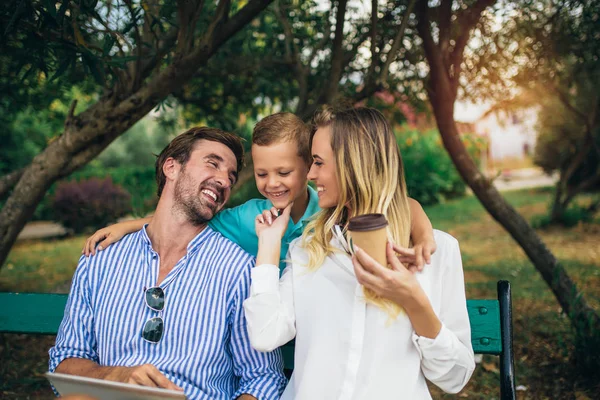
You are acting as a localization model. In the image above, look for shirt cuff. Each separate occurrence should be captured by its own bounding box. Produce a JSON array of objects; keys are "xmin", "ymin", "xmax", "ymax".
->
[
  {"xmin": 251, "ymin": 264, "xmax": 280, "ymax": 296},
  {"xmin": 411, "ymin": 323, "xmax": 455, "ymax": 359}
]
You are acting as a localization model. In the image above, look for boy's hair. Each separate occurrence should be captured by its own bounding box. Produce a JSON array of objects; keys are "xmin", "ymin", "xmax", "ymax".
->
[
  {"xmin": 252, "ymin": 112, "xmax": 312, "ymax": 165},
  {"xmin": 155, "ymin": 126, "xmax": 244, "ymax": 197}
]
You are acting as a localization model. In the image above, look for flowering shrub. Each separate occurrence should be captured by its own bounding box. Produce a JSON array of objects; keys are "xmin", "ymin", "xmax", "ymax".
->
[
  {"xmin": 397, "ymin": 129, "xmax": 486, "ymax": 205},
  {"xmin": 52, "ymin": 177, "xmax": 132, "ymax": 233}
]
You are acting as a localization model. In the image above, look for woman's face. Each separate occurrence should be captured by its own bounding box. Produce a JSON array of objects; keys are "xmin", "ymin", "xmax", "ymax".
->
[{"xmin": 307, "ymin": 126, "xmax": 340, "ymax": 208}]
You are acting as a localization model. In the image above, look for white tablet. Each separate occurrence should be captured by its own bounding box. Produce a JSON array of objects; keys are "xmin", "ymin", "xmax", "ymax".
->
[{"xmin": 46, "ymin": 372, "xmax": 187, "ymax": 400}]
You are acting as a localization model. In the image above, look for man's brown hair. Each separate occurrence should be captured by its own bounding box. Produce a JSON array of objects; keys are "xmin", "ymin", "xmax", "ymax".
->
[
  {"xmin": 252, "ymin": 112, "xmax": 311, "ymax": 165},
  {"xmin": 155, "ymin": 127, "xmax": 244, "ymax": 197}
]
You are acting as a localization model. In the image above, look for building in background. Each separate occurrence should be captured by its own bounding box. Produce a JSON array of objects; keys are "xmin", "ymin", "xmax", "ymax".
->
[{"xmin": 471, "ymin": 107, "xmax": 539, "ymax": 170}]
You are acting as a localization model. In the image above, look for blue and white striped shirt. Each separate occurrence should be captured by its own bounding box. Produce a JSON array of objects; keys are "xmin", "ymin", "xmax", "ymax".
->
[{"xmin": 49, "ymin": 225, "xmax": 286, "ymax": 399}]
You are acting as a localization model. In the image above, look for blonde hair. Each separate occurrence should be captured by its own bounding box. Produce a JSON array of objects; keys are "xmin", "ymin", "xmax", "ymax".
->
[
  {"xmin": 302, "ymin": 106, "xmax": 411, "ymax": 318},
  {"xmin": 252, "ymin": 112, "xmax": 312, "ymax": 166}
]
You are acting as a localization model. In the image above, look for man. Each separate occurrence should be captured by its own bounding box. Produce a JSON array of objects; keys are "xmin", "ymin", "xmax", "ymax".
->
[{"xmin": 49, "ymin": 127, "xmax": 286, "ymax": 400}]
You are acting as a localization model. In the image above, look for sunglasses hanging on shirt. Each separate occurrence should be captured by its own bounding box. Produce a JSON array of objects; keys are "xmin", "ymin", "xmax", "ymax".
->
[{"xmin": 142, "ymin": 286, "xmax": 165, "ymax": 343}]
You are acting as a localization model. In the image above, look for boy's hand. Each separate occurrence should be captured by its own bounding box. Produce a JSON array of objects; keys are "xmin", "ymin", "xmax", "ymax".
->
[
  {"xmin": 83, "ymin": 226, "xmax": 124, "ymax": 256},
  {"xmin": 391, "ymin": 237, "xmax": 436, "ymax": 272},
  {"xmin": 255, "ymin": 203, "xmax": 292, "ymax": 240}
]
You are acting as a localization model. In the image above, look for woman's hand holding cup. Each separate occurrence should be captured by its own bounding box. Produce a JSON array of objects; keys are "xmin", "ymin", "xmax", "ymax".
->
[{"xmin": 352, "ymin": 241, "xmax": 427, "ymax": 312}]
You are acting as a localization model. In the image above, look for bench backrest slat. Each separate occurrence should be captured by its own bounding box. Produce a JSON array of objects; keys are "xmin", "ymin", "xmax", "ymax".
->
[
  {"xmin": 468, "ymin": 299, "xmax": 502, "ymax": 355},
  {"xmin": 1, "ymin": 293, "xmax": 68, "ymax": 335},
  {"xmin": 1, "ymin": 293, "xmax": 502, "ymax": 364}
]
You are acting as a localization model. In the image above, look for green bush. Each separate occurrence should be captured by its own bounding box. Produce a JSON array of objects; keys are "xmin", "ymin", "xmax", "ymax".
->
[
  {"xmin": 397, "ymin": 129, "xmax": 485, "ymax": 205},
  {"xmin": 531, "ymin": 203, "xmax": 595, "ymax": 228}
]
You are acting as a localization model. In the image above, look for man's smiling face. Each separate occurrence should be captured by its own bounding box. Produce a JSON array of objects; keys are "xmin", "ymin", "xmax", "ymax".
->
[{"xmin": 173, "ymin": 140, "xmax": 238, "ymax": 225}]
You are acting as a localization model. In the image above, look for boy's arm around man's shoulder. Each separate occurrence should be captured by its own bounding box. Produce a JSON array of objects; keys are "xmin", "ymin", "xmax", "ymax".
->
[
  {"xmin": 228, "ymin": 253, "xmax": 287, "ymax": 400},
  {"xmin": 209, "ymin": 204, "xmax": 244, "ymax": 243}
]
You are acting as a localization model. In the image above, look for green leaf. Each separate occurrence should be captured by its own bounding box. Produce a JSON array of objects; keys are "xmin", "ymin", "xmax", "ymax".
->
[
  {"xmin": 57, "ymin": 1, "xmax": 70, "ymax": 22},
  {"xmin": 44, "ymin": 0, "xmax": 57, "ymax": 19},
  {"xmin": 102, "ymin": 36, "xmax": 115, "ymax": 56},
  {"xmin": 51, "ymin": 59, "xmax": 72, "ymax": 81},
  {"xmin": 82, "ymin": 51, "xmax": 105, "ymax": 84},
  {"xmin": 105, "ymin": 56, "xmax": 139, "ymax": 67}
]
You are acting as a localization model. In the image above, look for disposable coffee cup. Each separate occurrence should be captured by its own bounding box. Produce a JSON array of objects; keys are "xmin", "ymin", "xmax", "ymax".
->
[{"xmin": 347, "ymin": 213, "xmax": 388, "ymax": 266}]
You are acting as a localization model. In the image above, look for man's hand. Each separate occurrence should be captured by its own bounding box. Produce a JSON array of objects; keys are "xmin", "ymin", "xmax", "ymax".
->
[
  {"xmin": 237, "ymin": 395, "xmax": 258, "ymax": 400},
  {"xmin": 104, "ymin": 364, "xmax": 183, "ymax": 390},
  {"xmin": 55, "ymin": 359, "xmax": 182, "ymax": 391}
]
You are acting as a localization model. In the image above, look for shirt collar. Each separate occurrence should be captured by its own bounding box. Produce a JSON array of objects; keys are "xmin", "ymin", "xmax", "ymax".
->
[{"xmin": 139, "ymin": 223, "xmax": 214, "ymax": 256}]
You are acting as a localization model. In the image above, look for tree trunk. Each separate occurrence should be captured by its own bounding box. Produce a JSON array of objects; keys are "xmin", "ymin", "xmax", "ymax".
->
[
  {"xmin": 416, "ymin": 0, "xmax": 599, "ymax": 360},
  {"xmin": 428, "ymin": 77, "xmax": 600, "ymax": 348},
  {"xmin": 0, "ymin": 0, "xmax": 274, "ymax": 268},
  {"xmin": 550, "ymin": 174, "xmax": 568, "ymax": 223}
]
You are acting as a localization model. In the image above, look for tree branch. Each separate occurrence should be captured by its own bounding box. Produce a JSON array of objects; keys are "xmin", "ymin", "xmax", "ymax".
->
[
  {"xmin": 438, "ymin": 0, "xmax": 452, "ymax": 61},
  {"xmin": 551, "ymin": 84, "xmax": 591, "ymax": 129},
  {"xmin": 0, "ymin": 169, "xmax": 25, "ymax": 199},
  {"xmin": 380, "ymin": 0, "xmax": 417, "ymax": 84},
  {"xmin": 367, "ymin": 0, "xmax": 378, "ymax": 80},
  {"xmin": 176, "ymin": 0, "xmax": 206, "ymax": 53},
  {"xmin": 450, "ymin": 0, "xmax": 496, "ymax": 93},
  {"xmin": 123, "ymin": 0, "xmax": 144, "ymax": 88},
  {"xmin": 416, "ymin": 2, "xmax": 446, "ymax": 94},
  {"xmin": 322, "ymin": 0, "xmax": 349, "ymax": 103},
  {"xmin": 308, "ymin": 13, "xmax": 331, "ymax": 65},
  {"xmin": 275, "ymin": 3, "xmax": 300, "ymax": 64},
  {"xmin": 274, "ymin": 2, "xmax": 312, "ymax": 113}
]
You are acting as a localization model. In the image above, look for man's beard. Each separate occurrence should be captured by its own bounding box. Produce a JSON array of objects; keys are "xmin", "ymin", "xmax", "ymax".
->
[{"xmin": 173, "ymin": 171, "xmax": 221, "ymax": 226}]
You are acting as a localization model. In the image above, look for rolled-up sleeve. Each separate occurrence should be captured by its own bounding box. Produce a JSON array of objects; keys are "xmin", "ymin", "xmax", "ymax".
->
[
  {"xmin": 411, "ymin": 237, "xmax": 475, "ymax": 394},
  {"xmin": 230, "ymin": 259, "xmax": 287, "ymax": 400},
  {"xmin": 49, "ymin": 255, "xmax": 98, "ymax": 372}
]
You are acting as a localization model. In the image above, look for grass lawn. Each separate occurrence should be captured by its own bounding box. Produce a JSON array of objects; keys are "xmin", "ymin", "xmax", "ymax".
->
[{"xmin": 1, "ymin": 187, "xmax": 599, "ymax": 399}]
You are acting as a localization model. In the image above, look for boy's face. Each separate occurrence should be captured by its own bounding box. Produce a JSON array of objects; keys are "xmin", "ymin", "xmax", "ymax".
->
[{"xmin": 252, "ymin": 140, "xmax": 310, "ymax": 210}]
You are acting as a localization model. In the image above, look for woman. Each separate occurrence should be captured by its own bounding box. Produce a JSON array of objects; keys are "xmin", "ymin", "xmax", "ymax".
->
[{"xmin": 244, "ymin": 107, "xmax": 475, "ymax": 399}]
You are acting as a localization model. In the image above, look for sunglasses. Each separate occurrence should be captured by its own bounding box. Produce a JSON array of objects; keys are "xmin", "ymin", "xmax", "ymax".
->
[{"xmin": 142, "ymin": 286, "xmax": 165, "ymax": 343}]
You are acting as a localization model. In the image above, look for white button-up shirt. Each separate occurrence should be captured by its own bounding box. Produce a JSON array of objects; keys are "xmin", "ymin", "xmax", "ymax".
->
[{"xmin": 244, "ymin": 230, "xmax": 475, "ymax": 399}]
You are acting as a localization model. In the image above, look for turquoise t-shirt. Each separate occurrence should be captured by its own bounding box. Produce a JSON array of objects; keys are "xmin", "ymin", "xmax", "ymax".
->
[{"xmin": 208, "ymin": 186, "xmax": 321, "ymax": 272}]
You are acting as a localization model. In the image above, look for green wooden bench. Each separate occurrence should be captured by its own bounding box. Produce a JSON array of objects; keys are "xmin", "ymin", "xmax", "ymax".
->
[{"xmin": 1, "ymin": 280, "xmax": 516, "ymax": 399}]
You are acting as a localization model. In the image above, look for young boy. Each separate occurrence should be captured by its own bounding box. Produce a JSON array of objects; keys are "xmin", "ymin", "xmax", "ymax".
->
[{"xmin": 84, "ymin": 113, "xmax": 436, "ymax": 270}]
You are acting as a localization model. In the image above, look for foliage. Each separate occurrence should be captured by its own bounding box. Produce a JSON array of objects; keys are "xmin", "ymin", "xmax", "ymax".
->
[
  {"xmin": 461, "ymin": 0, "xmax": 600, "ymax": 224},
  {"xmin": 0, "ymin": 87, "xmax": 96, "ymax": 175},
  {"xmin": 52, "ymin": 177, "xmax": 132, "ymax": 233},
  {"xmin": 531, "ymin": 202, "xmax": 598, "ymax": 229},
  {"xmin": 33, "ymin": 165, "xmax": 155, "ymax": 222},
  {"xmin": 95, "ymin": 116, "xmax": 176, "ymax": 169},
  {"xmin": 532, "ymin": 78, "xmax": 600, "ymax": 202},
  {"xmin": 397, "ymin": 129, "xmax": 486, "ymax": 205}
]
